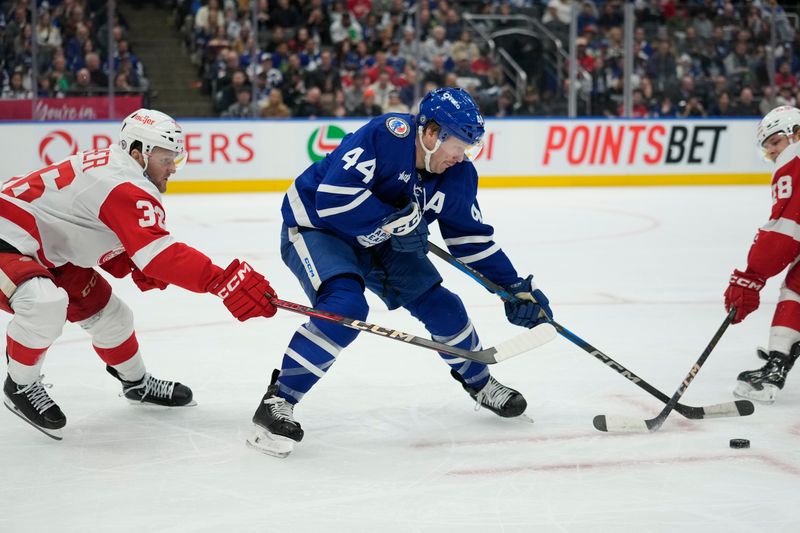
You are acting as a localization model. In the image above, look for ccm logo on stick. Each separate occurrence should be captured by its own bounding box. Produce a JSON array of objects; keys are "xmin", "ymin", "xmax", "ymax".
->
[{"xmin": 216, "ymin": 263, "xmax": 252, "ymax": 299}]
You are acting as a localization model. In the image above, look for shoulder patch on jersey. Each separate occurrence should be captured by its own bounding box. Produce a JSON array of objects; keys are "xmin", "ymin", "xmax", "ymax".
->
[{"xmin": 385, "ymin": 117, "xmax": 410, "ymax": 138}]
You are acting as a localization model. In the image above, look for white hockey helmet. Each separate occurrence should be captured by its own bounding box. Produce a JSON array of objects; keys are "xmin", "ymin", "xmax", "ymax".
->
[
  {"xmin": 119, "ymin": 108, "xmax": 186, "ymax": 169},
  {"xmin": 756, "ymin": 105, "xmax": 800, "ymax": 148}
]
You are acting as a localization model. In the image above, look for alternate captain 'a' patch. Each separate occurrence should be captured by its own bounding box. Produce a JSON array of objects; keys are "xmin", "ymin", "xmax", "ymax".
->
[{"xmin": 385, "ymin": 117, "xmax": 410, "ymax": 138}]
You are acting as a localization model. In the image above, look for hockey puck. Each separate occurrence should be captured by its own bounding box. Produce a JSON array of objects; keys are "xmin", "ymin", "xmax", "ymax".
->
[{"xmin": 729, "ymin": 438, "xmax": 750, "ymax": 449}]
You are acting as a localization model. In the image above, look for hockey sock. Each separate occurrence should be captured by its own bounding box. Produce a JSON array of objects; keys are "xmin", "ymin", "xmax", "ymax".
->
[
  {"xmin": 769, "ymin": 289, "xmax": 800, "ymax": 354},
  {"xmin": 406, "ymin": 284, "xmax": 489, "ymax": 389},
  {"xmin": 277, "ymin": 275, "xmax": 368, "ymax": 403}
]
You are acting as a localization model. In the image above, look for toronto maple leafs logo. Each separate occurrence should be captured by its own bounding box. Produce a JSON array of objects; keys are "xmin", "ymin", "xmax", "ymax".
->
[{"xmin": 397, "ymin": 171, "xmax": 411, "ymax": 183}]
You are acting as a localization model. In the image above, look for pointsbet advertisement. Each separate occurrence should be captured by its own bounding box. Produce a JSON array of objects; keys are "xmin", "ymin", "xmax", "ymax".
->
[{"xmin": 0, "ymin": 118, "xmax": 771, "ymax": 193}]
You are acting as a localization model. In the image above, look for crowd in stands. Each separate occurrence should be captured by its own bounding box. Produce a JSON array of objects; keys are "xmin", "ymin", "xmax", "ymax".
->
[
  {"xmin": 1, "ymin": 0, "xmax": 799, "ymax": 120},
  {"xmin": 0, "ymin": 0, "xmax": 148, "ymax": 101},
  {"xmin": 176, "ymin": 0, "xmax": 800, "ymax": 119}
]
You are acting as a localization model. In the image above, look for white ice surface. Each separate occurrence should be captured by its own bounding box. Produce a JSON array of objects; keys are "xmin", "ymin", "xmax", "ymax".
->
[{"xmin": 1, "ymin": 187, "xmax": 799, "ymax": 532}]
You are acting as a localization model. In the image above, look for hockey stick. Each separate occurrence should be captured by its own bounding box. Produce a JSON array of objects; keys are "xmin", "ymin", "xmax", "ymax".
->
[
  {"xmin": 593, "ymin": 307, "xmax": 738, "ymax": 433},
  {"xmin": 270, "ymin": 297, "xmax": 556, "ymax": 364},
  {"xmin": 427, "ymin": 242, "xmax": 753, "ymax": 421}
]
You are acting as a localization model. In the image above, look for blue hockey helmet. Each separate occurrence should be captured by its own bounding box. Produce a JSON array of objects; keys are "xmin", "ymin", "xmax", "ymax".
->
[{"xmin": 416, "ymin": 87, "xmax": 485, "ymax": 162}]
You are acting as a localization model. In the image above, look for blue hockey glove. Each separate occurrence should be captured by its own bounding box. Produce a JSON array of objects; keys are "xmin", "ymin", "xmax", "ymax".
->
[
  {"xmin": 381, "ymin": 202, "xmax": 429, "ymax": 255},
  {"xmin": 503, "ymin": 275, "xmax": 552, "ymax": 328}
]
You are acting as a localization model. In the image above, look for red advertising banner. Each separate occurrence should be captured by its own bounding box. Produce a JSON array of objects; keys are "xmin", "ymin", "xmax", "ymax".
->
[{"xmin": 0, "ymin": 95, "xmax": 143, "ymax": 121}]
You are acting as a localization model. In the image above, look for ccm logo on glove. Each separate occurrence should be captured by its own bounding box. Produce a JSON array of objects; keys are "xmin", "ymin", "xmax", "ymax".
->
[
  {"xmin": 729, "ymin": 273, "xmax": 764, "ymax": 290},
  {"xmin": 215, "ymin": 262, "xmax": 254, "ymax": 299}
]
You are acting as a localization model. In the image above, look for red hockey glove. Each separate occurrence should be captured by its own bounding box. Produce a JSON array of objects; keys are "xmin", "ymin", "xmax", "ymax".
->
[
  {"xmin": 209, "ymin": 259, "xmax": 277, "ymax": 321},
  {"xmin": 724, "ymin": 269, "xmax": 766, "ymax": 324}
]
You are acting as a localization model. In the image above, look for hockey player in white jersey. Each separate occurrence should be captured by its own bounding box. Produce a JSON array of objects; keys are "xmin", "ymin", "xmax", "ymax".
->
[{"xmin": 0, "ymin": 109, "xmax": 278, "ymax": 440}]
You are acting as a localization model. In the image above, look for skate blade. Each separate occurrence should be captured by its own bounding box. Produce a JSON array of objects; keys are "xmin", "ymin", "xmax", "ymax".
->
[
  {"xmin": 125, "ymin": 398, "xmax": 198, "ymax": 407},
  {"xmin": 246, "ymin": 426, "xmax": 295, "ymax": 458},
  {"xmin": 733, "ymin": 381, "xmax": 778, "ymax": 404},
  {"xmin": 3, "ymin": 396, "xmax": 63, "ymax": 441}
]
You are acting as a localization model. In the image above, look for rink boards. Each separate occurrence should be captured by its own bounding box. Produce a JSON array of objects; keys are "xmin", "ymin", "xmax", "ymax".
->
[{"xmin": 0, "ymin": 117, "xmax": 771, "ymax": 192}]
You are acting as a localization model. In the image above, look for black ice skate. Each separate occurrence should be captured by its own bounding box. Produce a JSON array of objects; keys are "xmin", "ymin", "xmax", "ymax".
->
[
  {"xmin": 247, "ymin": 369, "xmax": 303, "ymax": 458},
  {"xmin": 451, "ymin": 370, "xmax": 528, "ymax": 418},
  {"xmin": 734, "ymin": 344, "xmax": 799, "ymax": 404},
  {"xmin": 3, "ymin": 374, "xmax": 66, "ymax": 440},
  {"xmin": 106, "ymin": 366, "xmax": 195, "ymax": 407}
]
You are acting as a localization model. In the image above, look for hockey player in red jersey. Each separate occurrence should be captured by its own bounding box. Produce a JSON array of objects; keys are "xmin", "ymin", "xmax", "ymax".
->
[
  {"xmin": 726, "ymin": 105, "xmax": 800, "ymax": 403},
  {"xmin": 0, "ymin": 108, "xmax": 277, "ymax": 440}
]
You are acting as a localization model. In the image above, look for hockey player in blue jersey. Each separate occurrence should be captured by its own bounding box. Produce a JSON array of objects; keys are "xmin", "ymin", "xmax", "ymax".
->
[{"xmin": 247, "ymin": 87, "xmax": 553, "ymax": 457}]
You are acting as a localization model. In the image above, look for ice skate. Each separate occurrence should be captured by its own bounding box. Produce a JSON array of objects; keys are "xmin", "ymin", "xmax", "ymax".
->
[
  {"xmin": 734, "ymin": 344, "xmax": 799, "ymax": 404},
  {"xmin": 451, "ymin": 370, "xmax": 528, "ymax": 418},
  {"xmin": 3, "ymin": 374, "xmax": 66, "ymax": 440},
  {"xmin": 106, "ymin": 366, "xmax": 196, "ymax": 407},
  {"xmin": 247, "ymin": 369, "xmax": 303, "ymax": 458}
]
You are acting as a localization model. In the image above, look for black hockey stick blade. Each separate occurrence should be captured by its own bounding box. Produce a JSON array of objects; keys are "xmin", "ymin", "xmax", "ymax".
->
[
  {"xmin": 594, "ymin": 308, "xmax": 745, "ymax": 433},
  {"xmin": 271, "ymin": 298, "xmax": 556, "ymax": 364},
  {"xmin": 428, "ymin": 243, "xmax": 753, "ymax": 421}
]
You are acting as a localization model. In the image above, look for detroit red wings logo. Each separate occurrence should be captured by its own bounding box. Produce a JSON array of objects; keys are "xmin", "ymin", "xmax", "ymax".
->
[{"xmin": 98, "ymin": 247, "xmax": 125, "ymax": 265}]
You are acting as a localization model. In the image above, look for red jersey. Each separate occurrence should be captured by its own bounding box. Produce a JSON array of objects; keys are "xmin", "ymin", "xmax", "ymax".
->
[
  {"xmin": 746, "ymin": 141, "xmax": 800, "ymax": 279},
  {"xmin": 0, "ymin": 144, "xmax": 222, "ymax": 292}
]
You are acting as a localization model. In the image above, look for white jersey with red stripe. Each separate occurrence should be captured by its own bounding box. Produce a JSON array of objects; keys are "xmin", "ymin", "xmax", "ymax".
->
[
  {"xmin": 0, "ymin": 144, "xmax": 222, "ymax": 293},
  {"xmin": 746, "ymin": 141, "xmax": 800, "ymax": 279}
]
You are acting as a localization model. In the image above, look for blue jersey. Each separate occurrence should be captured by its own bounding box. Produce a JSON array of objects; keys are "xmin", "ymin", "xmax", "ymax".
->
[{"xmin": 281, "ymin": 113, "xmax": 521, "ymax": 286}]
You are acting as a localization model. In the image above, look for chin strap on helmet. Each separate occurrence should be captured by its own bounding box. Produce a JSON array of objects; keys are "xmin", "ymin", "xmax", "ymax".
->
[{"xmin": 418, "ymin": 126, "xmax": 442, "ymax": 173}]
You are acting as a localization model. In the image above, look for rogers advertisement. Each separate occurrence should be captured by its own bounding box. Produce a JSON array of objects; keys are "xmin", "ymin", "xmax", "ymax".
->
[{"xmin": 0, "ymin": 118, "xmax": 770, "ymax": 189}]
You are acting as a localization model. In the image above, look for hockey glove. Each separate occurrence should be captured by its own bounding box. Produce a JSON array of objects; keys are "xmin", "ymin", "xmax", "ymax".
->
[
  {"xmin": 503, "ymin": 275, "xmax": 553, "ymax": 328},
  {"xmin": 725, "ymin": 269, "xmax": 765, "ymax": 324},
  {"xmin": 100, "ymin": 253, "xmax": 168, "ymax": 291},
  {"xmin": 382, "ymin": 202, "xmax": 429, "ymax": 255},
  {"xmin": 209, "ymin": 259, "xmax": 277, "ymax": 321}
]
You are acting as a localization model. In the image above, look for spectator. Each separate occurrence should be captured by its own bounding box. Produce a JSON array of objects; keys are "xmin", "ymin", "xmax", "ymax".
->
[
  {"xmin": 398, "ymin": 26, "xmax": 421, "ymax": 65},
  {"xmin": 680, "ymin": 95, "xmax": 706, "ymax": 117},
  {"xmin": 776, "ymin": 86, "xmax": 796, "ymax": 108},
  {"xmin": 451, "ymin": 29, "xmax": 479, "ymax": 64},
  {"xmin": 367, "ymin": 69, "xmax": 396, "ymax": 109},
  {"xmin": 273, "ymin": 0, "xmax": 301, "ymax": 29},
  {"xmin": 46, "ymin": 54, "xmax": 75, "ymax": 96},
  {"xmin": 114, "ymin": 72, "xmax": 133, "ymax": 93},
  {"xmin": 330, "ymin": 12, "xmax": 363, "ymax": 45},
  {"xmin": 652, "ymin": 95, "xmax": 679, "ymax": 118},
  {"xmin": 352, "ymin": 87, "xmax": 383, "ymax": 116},
  {"xmin": 732, "ymin": 87, "xmax": 760, "ymax": 116},
  {"xmin": 646, "ymin": 39, "xmax": 677, "ymax": 95},
  {"xmin": 195, "ymin": 0, "xmax": 225, "ymax": 35},
  {"xmin": 383, "ymin": 89, "xmax": 409, "ymax": 113},
  {"xmin": 68, "ymin": 67, "xmax": 97, "ymax": 95},
  {"xmin": 222, "ymin": 87, "xmax": 260, "ymax": 118},
  {"xmin": 85, "ymin": 52, "xmax": 109, "ymax": 88},
  {"xmin": 775, "ymin": 61, "xmax": 797, "ymax": 91},
  {"xmin": 306, "ymin": 49, "xmax": 342, "ymax": 92},
  {"xmin": 295, "ymin": 86, "xmax": 324, "ymax": 117},
  {"xmin": 422, "ymin": 26, "xmax": 451, "ymax": 66},
  {"xmin": 216, "ymin": 70, "xmax": 248, "ymax": 113},
  {"xmin": 708, "ymin": 91, "xmax": 736, "ymax": 116},
  {"xmin": 261, "ymin": 88, "xmax": 292, "ymax": 118},
  {"xmin": 1, "ymin": 70, "xmax": 32, "ymax": 99},
  {"xmin": 515, "ymin": 85, "xmax": 543, "ymax": 116},
  {"xmin": 543, "ymin": 0, "xmax": 573, "ymax": 34},
  {"xmin": 723, "ymin": 40, "xmax": 753, "ymax": 93},
  {"xmin": 344, "ymin": 71, "xmax": 368, "ymax": 113}
]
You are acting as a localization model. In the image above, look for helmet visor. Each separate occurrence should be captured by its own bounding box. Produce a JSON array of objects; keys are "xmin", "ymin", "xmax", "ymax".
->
[
  {"xmin": 437, "ymin": 127, "xmax": 484, "ymax": 161},
  {"xmin": 148, "ymin": 147, "xmax": 187, "ymax": 170}
]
